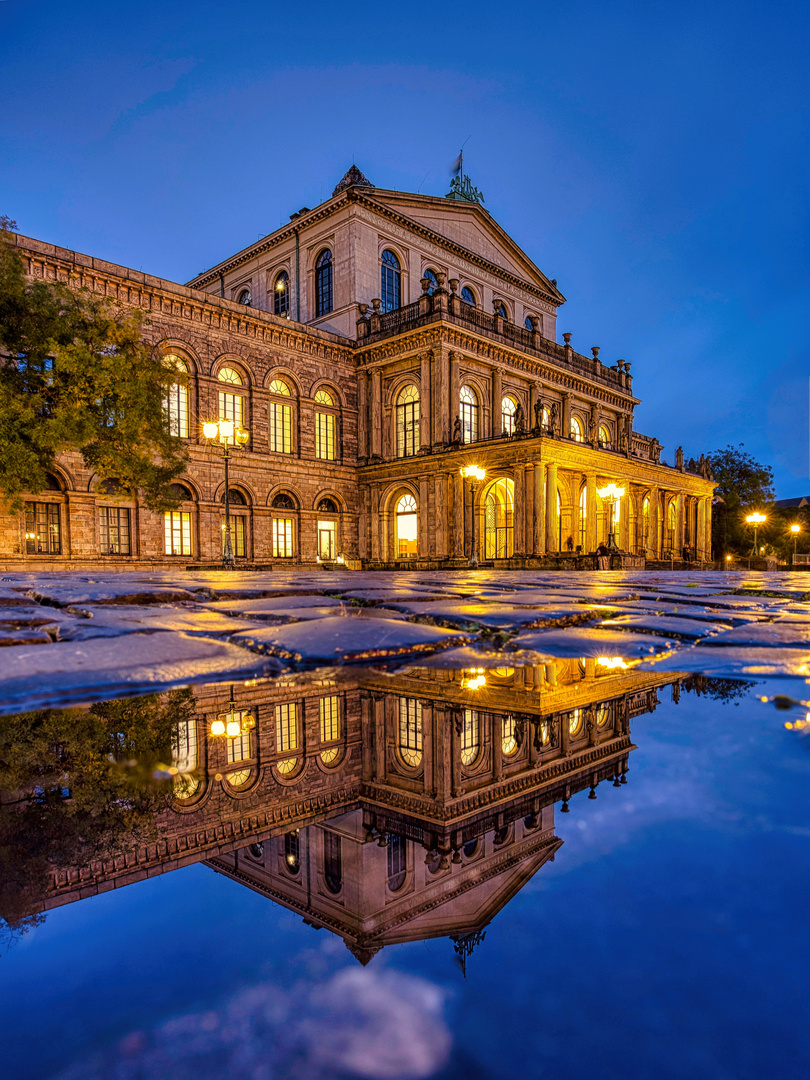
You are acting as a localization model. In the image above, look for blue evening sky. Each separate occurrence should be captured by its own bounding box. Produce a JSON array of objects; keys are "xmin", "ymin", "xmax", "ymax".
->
[{"xmin": 1, "ymin": 0, "xmax": 808, "ymax": 494}]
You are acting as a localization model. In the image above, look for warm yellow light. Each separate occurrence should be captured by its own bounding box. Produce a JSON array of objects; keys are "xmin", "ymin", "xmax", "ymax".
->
[
  {"xmin": 597, "ymin": 483, "xmax": 625, "ymax": 500},
  {"xmin": 460, "ymin": 464, "xmax": 486, "ymax": 482},
  {"xmin": 746, "ymin": 512, "xmax": 766, "ymax": 524},
  {"xmin": 203, "ymin": 422, "xmax": 219, "ymax": 439},
  {"xmin": 791, "ymin": 524, "xmax": 801, "ymax": 534},
  {"xmin": 276, "ymin": 279, "xmax": 286, "ymax": 291},
  {"xmin": 726, "ymin": 555, "xmax": 732, "ymax": 561},
  {"xmin": 466, "ymin": 675, "xmax": 487, "ymax": 690},
  {"xmin": 219, "ymin": 419, "xmax": 235, "ymax": 440},
  {"xmin": 235, "ymin": 427, "xmax": 249, "ymax": 446},
  {"xmin": 596, "ymin": 656, "xmax": 628, "ymax": 670},
  {"xmin": 226, "ymin": 719, "xmax": 241, "ymax": 738},
  {"xmin": 210, "ymin": 720, "xmax": 226, "ymax": 736}
]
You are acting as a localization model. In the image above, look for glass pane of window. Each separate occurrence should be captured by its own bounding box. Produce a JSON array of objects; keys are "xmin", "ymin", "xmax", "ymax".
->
[
  {"xmin": 315, "ymin": 388, "xmax": 334, "ymax": 406},
  {"xmin": 318, "ymin": 521, "xmax": 336, "ymax": 560},
  {"xmin": 396, "ymin": 494, "xmax": 418, "ymax": 557},
  {"xmin": 272, "ymin": 518, "xmax": 294, "ymax": 558},
  {"xmin": 269, "ymin": 402, "xmax": 292, "ymax": 453},
  {"xmin": 460, "ymin": 709, "xmax": 480, "ymax": 765},
  {"xmin": 460, "ymin": 386, "xmax": 479, "ymax": 443},
  {"xmin": 316, "ymin": 412, "xmax": 335, "ymax": 460},
  {"xmin": 461, "ymin": 286, "xmax": 476, "ymax": 306},
  {"xmin": 218, "ymin": 392, "xmax": 244, "ymax": 428},
  {"xmin": 25, "ymin": 502, "xmax": 62, "ymax": 555},
  {"xmin": 164, "ymin": 511, "xmax": 192, "ymax": 556},
  {"xmin": 268, "ymin": 379, "xmax": 290, "ymax": 396},
  {"xmin": 398, "ymin": 697, "xmax": 422, "ymax": 766},
  {"xmin": 396, "ymin": 384, "xmax": 420, "ymax": 458},
  {"xmin": 223, "ymin": 515, "xmax": 246, "ymax": 558},
  {"xmin": 316, "ymin": 250, "xmax": 333, "ymax": 316},
  {"xmin": 323, "ymin": 831, "xmax": 342, "ymax": 893},
  {"xmin": 320, "ymin": 695, "xmax": 341, "ymax": 743},
  {"xmin": 99, "ymin": 506, "xmax": 131, "ymax": 555},
  {"xmin": 165, "ymin": 381, "xmax": 189, "ymax": 438},
  {"xmin": 218, "ymin": 367, "xmax": 243, "ymax": 385},
  {"xmin": 387, "ymin": 833, "xmax": 407, "ymax": 891},
  {"xmin": 274, "ymin": 271, "xmax": 289, "ymax": 317},
  {"xmin": 380, "ymin": 249, "xmax": 401, "ymax": 313},
  {"xmin": 423, "ymin": 269, "xmax": 438, "ymax": 295},
  {"xmin": 276, "ymin": 702, "xmax": 299, "ymax": 752}
]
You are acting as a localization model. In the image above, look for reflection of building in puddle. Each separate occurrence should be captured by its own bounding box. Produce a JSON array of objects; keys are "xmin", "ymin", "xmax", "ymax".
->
[{"xmin": 20, "ymin": 663, "xmax": 676, "ymax": 961}]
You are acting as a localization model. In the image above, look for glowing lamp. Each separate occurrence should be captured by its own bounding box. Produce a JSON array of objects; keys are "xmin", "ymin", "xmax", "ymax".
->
[
  {"xmin": 745, "ymin": 512, "xmax": 766, "ymax": 524},
  {"xmin": 597, "ymin": 483, "xmax": 625, "ymax": 500},
  {"xmin": 276, "ymin": 279, "xmax": 286, "ymax": 291},
  {"xmin": 460, "ymin": 464, "xmax": 486, "ymax": 482},
  {"xmin": 791, "ymin": 524, "xmax": 801, "ymax": 534},
  {"xmin": 219, "ymin": 419, "xmax": 235, "ymax": 440},
  {"xmin": 235, "ymin": 427, "xmax": 249, "ymax": 446},
  {"xmin": 203, "ymin": 422, "xmax": 219, "ymax": 439},
  {"xmin": 226, "ymin": 719, "xmax": 241, "ymax": 738},
  {"xmin": 210, "ymin": 719, "xmax": 226, "ymax": 736},
  {"xmin": 726, "ymin": 555, "xmax": 732, "ymax": 561},
  {"xmin": 596, "ymin": 656, "xmax": 628, "ymax": 670}
]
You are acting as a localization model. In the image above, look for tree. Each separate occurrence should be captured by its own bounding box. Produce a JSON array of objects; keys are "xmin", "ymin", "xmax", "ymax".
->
[
  {"xmin": 708, "ymin": 444, "xmax": 775, "ymax": 557},
  {"xmin": 0, "ymin": 217, "xmax": 188, "ymax": 510}
]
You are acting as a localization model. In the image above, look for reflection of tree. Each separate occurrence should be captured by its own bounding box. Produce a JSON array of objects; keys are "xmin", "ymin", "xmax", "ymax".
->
[
  {"xmin": 0, "ymin": 689, "xmax": 194, "ymax": 945},
  {"xmin": 682, "ymin": 675, "xmax": 756, "ymax": 704}
]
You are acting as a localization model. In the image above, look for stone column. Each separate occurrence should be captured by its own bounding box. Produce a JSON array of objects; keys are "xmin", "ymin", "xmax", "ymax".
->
[
  {"xmin": 449, "ymin": 351, "xmax": 460, "ymax": 435},
  {"xmin": 571, "ymin": 472, "xmax": 581, "ymax": 550},
  {"xmin": 513, "ymin": 466, "xmax": 525, "ymax": 555},
  {"xmin": 534, "ymin": 464, "xmax": 546, "ymax": 554},
  {"xmin": 704, "ymin": 496, "xmax": 713, "ymax": 560},
  {"xmin": 649, "ymin": 486, "xmax": 660, "ymax": 557},
  {"xmin": 373, "ymin": 693, "xmax": 386, "ymax": 783},
  {"xmin": 420, "ymin": 352, "xmax": 432, "ymax": 452},
  {"xmin": 419, "ymin": 477, "xmax": 429, "ymax": 559},
  {"xmin": 492, "ymin": 715, "xmax": 503, "ymax": 782},
  {"xmin": 545, "ymin": 461, "xmax": 558, "ymax": 552},
  {"xmin": 524, "ymin": 464, "xmax": 535, "ymax": 558},
  {"xmin": 370, "ymin": 368, "xmax": 382, "ymax": 459},
  {"xmin": 586, "ymin": 472, "xmax": 598, "ymax": 552},
  {"xmin": 420, "ymin": 701, "xmax": 434, "ymax": 794},
  {"xmin": 676, "ymin": 494, "xmax": 684, "ymax": 555},
  {"xmin": 357, "ymin": 370, "xmax": 369, "ymax": 461},
  {"xmin": 491, "ymin": 368, "xmax": 502, "ymax": 437},
  {"xmin": 360, "ymin": 693, "xmax": 374, "ymax": 781},
  {"xmin": 562, "ymin": 393, "xmax": 571, "ymax": 439},
  {"xmin": 452, "ymin": 470, "xmax": 465, "ymax": 559},
  {"xmin": 370, "ymin": 482, "xmax": 381, "ymax": 561}
]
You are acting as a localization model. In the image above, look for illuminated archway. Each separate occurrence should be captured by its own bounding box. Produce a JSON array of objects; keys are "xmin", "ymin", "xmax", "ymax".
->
[
  {"xmin": 484, "ymin": 477, "xmax": 514, "ymax": 559},
  {"xmin": 395, "ymin": 493, "xmax": 418, "ymax": 558}
]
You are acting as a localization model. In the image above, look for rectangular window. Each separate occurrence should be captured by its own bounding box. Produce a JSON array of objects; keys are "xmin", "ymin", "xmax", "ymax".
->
[
  {"xmin": 320, "ymin": 695, "xmax": 341, "ymax": 743},
  {"xmin": 24, "ymin": 502, "xmax": 61, "ymax": 555},
  {"xmin": 269, "ymin": 401, "xmax": 292, "ymax": 453},
  {"xmin": 272, "ymin": 518, "xmax": 294, "ymax": 558},
  {"xmin": 218, "ymin": 392, "xmax": 244, "ymax": 427},
  {"xmin": 165, "ymin": 383, "xmax": 189, "ymax": 438},
  {"xmin": 164, "ymin": 511, "xmax": 192, "ymax": 555},
  {"xmin": 223, "ymin": 515, "xmax": 246, "ymax": 558},
  {"xmin": 225, "ymin": 723, "xmax": 252, "ymax": 764},
  {"xmin": 316, "ymin": 412, "xmax": 335, "ymax": 460},
  {"xmin": 173, "ymin": 719, "xmax": 197, "ymax": 773},
  {"xmin": 99, "ymin": 506, "xmax": 131, "ymax": 555},
  {"xmin": 317, "ymin": 520, "xmax": 336, "ymax": 561},
  {"xmin": 276, "ymin": 702, "xmax": 299, "ymax": 752}
]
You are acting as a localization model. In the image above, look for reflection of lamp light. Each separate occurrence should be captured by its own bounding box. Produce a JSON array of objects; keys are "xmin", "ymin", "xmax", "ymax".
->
[
  {"xmin": 226, "ymin": 719, "xmax": 241, "ymax": 738},
  {"xmin": 462, "ymin": 667, "xmax": 487, "ymax": 690},
  {"xmin": 210, "ymin": 719, "xmax": 226, "ymax": 736},
  {"xmin": 596, "ymin": 656, "xmax": 628, "ymax": 670},
  {"xmin": 597, "ymin": 483, "xmax": 625, "ymax": 500},
  {"xmin": 460, "ymin": 464, "xmax": 486, "ymax": 482}
]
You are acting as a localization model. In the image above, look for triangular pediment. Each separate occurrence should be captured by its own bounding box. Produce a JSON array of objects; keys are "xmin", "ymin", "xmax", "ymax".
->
[{"xmin": 361, "ymin": 189, "xmax": 564, "ymax": 303}]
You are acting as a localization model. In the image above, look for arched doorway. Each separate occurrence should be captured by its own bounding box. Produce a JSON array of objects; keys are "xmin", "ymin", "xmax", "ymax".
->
[
  {"xmin": 395, "ymin": 493, "xmax": 418, "ymax": 558},
  {"xmin": 484, "ymin": 478, "xmax": 514, "ymax": 559}
]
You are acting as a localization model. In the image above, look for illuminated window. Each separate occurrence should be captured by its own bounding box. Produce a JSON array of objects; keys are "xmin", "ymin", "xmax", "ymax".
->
[
  {"xmin": 164, "ymin": 356, "xmax": 189, "ymax": 438},
  {"xmin": 275, "ymin": 702, "xmax": 298, "ymax": 774},
  {"xmin": 225, "ymin": 720, "xmax": 252, "ymax": 764},
  {"xmin": 570, "ymin": 416, "xmax": 584, "ymax": 442},
  {"xmin": 642, "ymin": 496, "xmax": 650, "ymax": 553},
  {"xmin": 501, "ymin": 395, "xmax": 517, "ymax": 435},
  {"xmin": 315, "ymin": 250, "xmax": 333, "ymax": 316},
  {"xmin": 398, "ymin": 697, "xmax": 423, "ymax": 766},
  {"xmin": 218, "ymin": 368, "xmax": 244, "ymax": 429},
  {"xmin": 274, "ymin": 271, "xmax": 290, "ymax": 317},
  {"xmin": 164, "ymin": 511, "xmax": 192, "ymax": 556},
  {"xmin": 172, "ymin": 718, "xmax": 198, "ymax": 799},
  {"xmin": 596, "ymin": 704, "xmax": 609, "ymax": 727},
  {"xmin": 539, "ymin": 720, "xmax": 550, "ymax": 746},
  {"xmin": 324, "ymin": 831, "xmax": 342, "ymax": 893},
  {"xmin": 227, "ymin": 768, "xmax": 251, "ymax": 787},
  {"xmin": 598, "ymin": 424, "xmax": 611, "ymax": 449},
  {"xmin": 284, "ymin": 831, "xmax": 300, "ymax": 873},
  {"xmin": 460, "ymin": 385, "xmax": 479, "ymax": 443},
  {"xmin": 271, "ymin": 518, "xmax": 294, "ymax": 558},
  {"xmin": 318, "ymin": 520, "xmax": 336, "ymax": 560},
  {"xmin": 396, "ymin": 493, "xmax": 418, "ymax": 558},
  {"xmin": 667, "ymin": 501, "xmax": 677, "ymax": 552},
  {"xmin": 25, "ymin": 502, "xmax": 61, "ymax": 555},
  {"xmin": 320, "ymin": 695, "xmax": 341, "ymax": 742},
  {"xmin": 380, "ymin": 249, "xmax": 401, "ymax": 312},
  {"xmin": 396, "ymin": 383, "xmax": 420, "ymax": 458},
  {"xmin": 461, "ymin": 286, "xmax": 476, "ymax": 306},
  {"xmin": 423, "ymin": 268, "xmax": 438, "ymax": 295},
  {"xmin": 218, "ymin": 367, "xmax": 243, "ymax": 385},
  {"xmin": 316, "ymin": 411, "xmax": 335, "ymax": 460},
  {"xmin": 387, "ymin": 834, "xmax": 407, "ymax": 892},
  {"xmin": 502, "ymin": 715, "xmax": 519, "ymax": 756},
  {"xmin": 99, "ymin": 506, "xmax": 131, "ymax": 555},
  {"xmin": 569, "ymin": 709, "xmax": 582, "ymax": 736},
  {"xmin": 460, "ymin": 709, "xmax": 480, "ymax": 766},
  {"xmin": 268, "ymin": 380, "xmax": 292, "ymax": 454},
  {"xmin": 484, "ymin": 477, "xmax": 515, "ymax": 560}
]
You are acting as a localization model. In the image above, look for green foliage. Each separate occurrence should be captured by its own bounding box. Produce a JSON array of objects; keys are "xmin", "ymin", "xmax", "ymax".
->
[
  {"xmin": 0, "ymin": 688, "xmax": 195, "ymax": 935},
  {"xmin": 708, "ymin": 444, "xmax": 775, "ymax": 556},
  {"xmin": 0, "ymin": 218, "xmax": 188, "ymax": 510}
]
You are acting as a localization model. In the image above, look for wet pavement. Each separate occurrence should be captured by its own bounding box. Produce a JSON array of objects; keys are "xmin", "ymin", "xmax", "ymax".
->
[{"xmin": 1, "ymin": 571, "xmax": 809, "ymax": 1078}]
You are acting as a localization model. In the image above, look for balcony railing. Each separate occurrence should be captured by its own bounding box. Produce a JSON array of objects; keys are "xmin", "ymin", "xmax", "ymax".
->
[{"xmin": 356, "ymin": 290, "xmax": 635, "ymax": 398}]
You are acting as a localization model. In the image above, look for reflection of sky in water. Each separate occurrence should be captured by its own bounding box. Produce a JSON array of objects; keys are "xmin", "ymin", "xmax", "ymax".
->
[{"xmin": 2, "ymin": 682, "xmax": 809, "ymax": 1080}]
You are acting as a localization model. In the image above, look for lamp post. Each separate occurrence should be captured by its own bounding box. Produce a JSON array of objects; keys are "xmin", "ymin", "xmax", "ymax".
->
[
  {"xmin": 791, "ymin": 523, "xmax": 801, "ymax": 563},
  {"xmin": 202, "ymin": 419, "xmax": 249, "ymax": 568},
  {"xmin": 596, "ymin": 483, "xmax": 626, "ymax": 549},
  {"xmin": 459, "ymin": 465, "xmax": 486, "ymax": 568},
  {"xmin": 745, "ymin": 512, "xmax": 766, "ymax": 557},
  {"xmin": 209, "ymin": 684, "xmax": 255, "ymax": 739}
]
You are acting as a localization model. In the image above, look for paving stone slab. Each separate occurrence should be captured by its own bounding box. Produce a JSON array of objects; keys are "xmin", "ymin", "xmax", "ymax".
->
[
  {"xmin": 701, "ymin": 622, "xmax": 810, "ymax": 649},
  {"xmin": 599, "ymin": 614, "xmax": 731, "ymax": 640},
  {"xmin": 512, "ymin": 627, "xmax": 678, "ymax": 659}
]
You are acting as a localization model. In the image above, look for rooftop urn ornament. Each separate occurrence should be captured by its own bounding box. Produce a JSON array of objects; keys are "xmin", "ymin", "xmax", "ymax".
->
[
  {"xmin": 592, "ymin": 346, "xmax": 600, "ymax": 359},
  {"xmin": 563, "ymin": 332, "xmax": 572, "ymax": 346}
]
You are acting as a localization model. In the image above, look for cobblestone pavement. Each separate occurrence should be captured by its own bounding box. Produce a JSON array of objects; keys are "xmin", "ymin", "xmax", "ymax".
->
[{"xmin": 2, "ymin": 569, "xmax": 810, "ymax": 711}]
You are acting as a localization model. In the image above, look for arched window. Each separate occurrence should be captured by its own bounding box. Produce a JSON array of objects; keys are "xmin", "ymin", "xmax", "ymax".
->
[
  {"xmin": 271, "ymin": 493, "xmax": 296, "ymax": 558},
  {"xmin": 218, "ymin": 367, "xmax": 245, "ymax": 428},
  {"xmin": 570, "ymin": 416, "xmax": 584, "ymax": 442},
  {"xmin": 317, "ymin": 497, "xmax": 338, "ymax": 513},
  {"xmin": 396, "ymin": 383, "xmax": 420, "ymax": 458},
  {"xmin": 461, "ymin": 286, "xmax": 476, "ymax": 307},
  {"xmin": 164, "ymin": 355, "xmax": 189, "ymax": 439},
  {"xmin": 667, "ymin": 501, "xmax": 677, "ymax": 553},
  {"xmin": 422, "ymin": 268, "xmax": 438, "ymax": 295},
  {"xmin": 502, "ymin": 716, "xmax": 519, "ymax": 756},
  {"xmin": 642, "ymin": 496, "xmax": 651, "ymax": 554},
  {"xmin": 171, "ymin": 717, "xmax": 198, "ymax": 800},
  {"xmin": 398, "ymin": 697, "xmax": 423, "ymax": 767},
  {"xmin": 238, "ymin": 288, "xmax": 251, "ymax": 306},
  {"xmin": 275, "ymin": 701, "xmax": 299, "ymax": 773},
  {"xmin": 396, "ymin": 493, "xmax": 418, "ymax": 558},
  {"xmin": 524, "ymin": 315, "xmax": 534, "ymax": 331},
  {"xmin": 579, "ymin": 484, "xmax": 587, "ymax": 550},
  {"xmin": 284, "ymin": 831, "xmax": 300, "ymax": 874},
  {"xmin": 315, "ymin": 249, "xmax": 333, "ymax": 317},
  {"xmin": 380, "ymin": 249, "xmax": 401, "ymax": 312},
  {"xmin": 598, "ymin": 424, "xmax": 611, "ymax": 449},
  {"xmin": 164, "ymin": 484, "xmax": 193, "ymax": 556},
  {"xmin": 542, "ymin": 406, "xmax": 550, "ymax": 432},
  {"xmin": 495, "ymin": 302, "xmax": 508, "ymax": 320},
  {"xmin": 315, "ymin": 387, "xmax": 337, "ymax": 461},
  {"xmin": 220, "ymin": 489, "xmax": 247, "ymax": 558},
  {"xmin": 274, "ymin": 271, "xmax": 290, "ymax": 318},
  {"xmin": 323, "ymin": 831, "xmax": 342, "ymax": 894},
  {"xmin": 387, "ymin": 834, "xmax": 407, "ymax": 892},
  {"xmin": 460, "ymin": 709, "xmax": 480, "ymax": 766},
  {"xmin": 484, "ymin": 477, "xmax": 514, "ymax": 559},
  {"xmin": 319, "ymin": 694, "xmax": 341, "ymax": 765},
  {"xmin": 501, "ymin": 395, "xmax": 518, "ymax": 436},
  {"xmin": 268, "ymin": 378, "xmax": 292, "ymax": 454},
  {"xmin": 569, "ymin": 709, "xmax": 582, "ymax": 736},
  {"xmin": 460, "ymin": 385, "xmax": 479, "ymax": 443}
]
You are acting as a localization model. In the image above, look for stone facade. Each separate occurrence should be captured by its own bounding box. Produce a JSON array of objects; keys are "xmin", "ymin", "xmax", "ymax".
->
[{"xmin": 0, "ymin": 167, "xmax": 714, "ymax": 569}]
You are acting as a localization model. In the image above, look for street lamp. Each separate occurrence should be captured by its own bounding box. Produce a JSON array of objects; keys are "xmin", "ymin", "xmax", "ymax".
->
[
  {"xmin": 459, "ymin": 464, "xmax": 486, "ymax": 568},
  {"xmin": 202, "ymin": 419, "xmax": 249, "ymax": 568},
  {"xmin": 791, "ymin": 523, "xmax": 801, "ymax": 562},
  {"xmin": 745, "ymin": 512, "xmax": 766, "ymax": 556},
  {"xmin": 597, "ymin": 483, "xmax": 626, "ymax": 549},
  {"xmin": 209, "ymin": 685, "xmax": 255, "ymax": 739}
]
